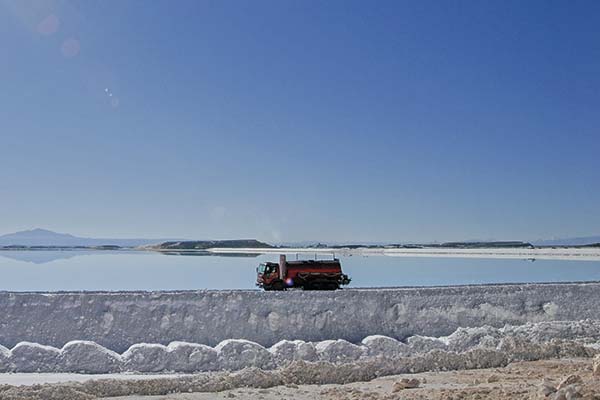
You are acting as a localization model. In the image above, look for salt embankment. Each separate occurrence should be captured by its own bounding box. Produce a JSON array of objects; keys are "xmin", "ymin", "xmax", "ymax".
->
[
  {"xmin": 1, "ymin": 320, "xmax": 600, "ymax": 374},
  {"xmin": 2, "ymin": 282, "xmax": 600, "ymax": 352}
]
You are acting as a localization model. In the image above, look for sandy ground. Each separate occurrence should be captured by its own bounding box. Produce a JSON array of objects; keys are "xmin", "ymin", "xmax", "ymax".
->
[
  {"xmin": 0, "ymin": 373, "xmax": 192, "ymax": 386},
  {"xmin": 2, "ymin": 358, "xmax": 597, "ymax": 400},
  {"xmin": 101, "ymin": 358, "xmax": 599, "ymax": 400}
]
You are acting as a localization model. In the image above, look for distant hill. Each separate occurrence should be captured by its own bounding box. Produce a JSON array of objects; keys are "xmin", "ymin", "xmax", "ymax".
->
[
  {"xmin": 534, "ymin": 236, "xmax": 600, "ymax": 247},
  {"xmin": 436, "ymin": 241, "xmax": 533, "ymax": 249},
  {"xmin": 0, "ymin": 228, "xmax": 174, "ymax": 247},
  {"xmin": 151, "ymin": 239, "xmax": 273, "ymax": 250}
]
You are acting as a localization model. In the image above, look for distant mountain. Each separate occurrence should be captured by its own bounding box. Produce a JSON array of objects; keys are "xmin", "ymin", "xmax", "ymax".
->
[
  {"xmin": 0, "ymin": 228, "xmax": 174, "ymax": 247},
  {"xmin": 534, "ymin": 236, "xmax": 600, "ymax": 246}
]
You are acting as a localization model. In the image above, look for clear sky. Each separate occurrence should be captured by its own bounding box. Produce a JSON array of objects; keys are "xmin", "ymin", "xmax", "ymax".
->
[{"xmin": 1, "ymin": 0, "xmax": 599, "ymax": 243}]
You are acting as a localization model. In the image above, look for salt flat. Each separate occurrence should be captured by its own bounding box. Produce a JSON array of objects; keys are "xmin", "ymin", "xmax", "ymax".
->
[{"xmin": 206, "ymin": 246, "xmax": 600, "ymax": 261}]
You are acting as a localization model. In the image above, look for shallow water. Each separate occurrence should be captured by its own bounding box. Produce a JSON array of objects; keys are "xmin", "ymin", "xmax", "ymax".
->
[{"xmin": 0, "ymin": 250, "xmax": 599, "ymax": 291}]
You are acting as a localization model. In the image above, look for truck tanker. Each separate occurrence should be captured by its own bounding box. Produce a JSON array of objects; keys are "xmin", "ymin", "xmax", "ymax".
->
[{"xmin": 256, "ymin": 254, "xmax": 351, "ymax": 290}]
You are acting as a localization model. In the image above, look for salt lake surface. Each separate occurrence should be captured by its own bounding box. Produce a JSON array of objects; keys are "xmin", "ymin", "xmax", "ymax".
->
[{"xmin": 0, "ymin": 250, "xmax": 600, "ymax": 291}]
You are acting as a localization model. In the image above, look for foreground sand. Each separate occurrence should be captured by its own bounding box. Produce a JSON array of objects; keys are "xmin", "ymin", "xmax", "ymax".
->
[
  {"xmin": 103, "ymin": 358, "xmax": 598, "ymax": 400},
  {"xmin": 0, "ymin": 358, "xmax": 592, "ymax": 400}
]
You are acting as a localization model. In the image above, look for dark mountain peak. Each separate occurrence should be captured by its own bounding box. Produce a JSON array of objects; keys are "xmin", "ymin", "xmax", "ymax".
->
[{"xmin": 152, "ymin": 239, "xmax": 273, "ymax": 250}]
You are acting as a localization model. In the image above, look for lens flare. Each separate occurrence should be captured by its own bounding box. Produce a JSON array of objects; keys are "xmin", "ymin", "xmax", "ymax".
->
[
  {"xmin": 38, "ymin": 14, "xmax": 59, "ymax": 36},
  {"xmin": 61, "ymin": 38, "xmax": 80, "ymax": 58}
]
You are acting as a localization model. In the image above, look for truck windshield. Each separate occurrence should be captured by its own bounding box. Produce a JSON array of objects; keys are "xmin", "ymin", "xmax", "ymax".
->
[{"xmin": 258, "ymin": 264, "xmax": 266, "ymax": 273}]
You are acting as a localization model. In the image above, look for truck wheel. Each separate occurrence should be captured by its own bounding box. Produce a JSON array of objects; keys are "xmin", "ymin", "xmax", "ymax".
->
[{"xmin": 272, "ymin": 281, "xmax": 285, "ymax": 291}]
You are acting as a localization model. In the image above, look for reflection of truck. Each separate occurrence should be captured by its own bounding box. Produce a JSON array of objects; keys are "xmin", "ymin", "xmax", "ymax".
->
[{"xmin": 256, "ymin": 255, "xmax": 351, "ymax": 290}]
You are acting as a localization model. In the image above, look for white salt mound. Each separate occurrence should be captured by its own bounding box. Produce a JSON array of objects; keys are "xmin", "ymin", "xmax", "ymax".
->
[
  {"xmin": 362, "ymin": 335, "xmax": 411, "ymax": 357},
  {"xmin": 315, "ymin": 339, "xmax": 366, "ymax": 363},
  {"xmin": 406, "ymin": 335, "xmax": 447, "ymax": 353},
  {"xmin": 442, "ymin": 326, "xmax": 502, "ymax": 353},
  {"xmin": 269, "ymin": 340, "xmax": 318, "ymax": 364},
  {"xmin": 60, "ymin": 340, "xmax": 122, "ymax": 374},
  {"xmin": 122, "ymin": 343, "xmax": 168, "ymax": 372},
  {"xmin": 504, "ymin": 320, "xmax": 600, "ymax": 342},
  {"xmin": 215, "ymin": 339, "xmax": 274, "ymax": 370},
  {"xmin": 10, "ymin": 342, "xmax": 60, "ymax": 372},
  {"xmin": 166, "ymin": 341, "xmax": 218, "ymax": 372}
]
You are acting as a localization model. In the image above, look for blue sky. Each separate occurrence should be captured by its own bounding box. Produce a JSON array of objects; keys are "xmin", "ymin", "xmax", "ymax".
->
[{"xmin": 1, "ymin": 0, "xmax": 599, "ymax": 243}]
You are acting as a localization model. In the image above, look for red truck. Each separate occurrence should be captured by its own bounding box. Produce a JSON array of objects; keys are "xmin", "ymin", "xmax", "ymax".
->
[{"xmin": 256, "ymin": 255, "xmax": 351, "ymax": 290}]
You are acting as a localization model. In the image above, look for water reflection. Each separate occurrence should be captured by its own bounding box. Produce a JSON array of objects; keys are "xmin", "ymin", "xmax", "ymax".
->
[
  {"xmin": 0, "ymin": 250, "xmax": 259, "ymax": 264},
  {"xmin": 158, "ymin": 251, "xmax": 259, "ymax": 258},
  {"xmin": 0, "ymin": 250, "xmax": 599, "ymax": 291},
  {"xmin": 0, "ymin": 250, "xmax": 96, "ymax": 264}
]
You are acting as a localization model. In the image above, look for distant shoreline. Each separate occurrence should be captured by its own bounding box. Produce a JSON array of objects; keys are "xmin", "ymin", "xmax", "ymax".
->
[{"xmin": 204, "ymin": 246, "xmax": 600, "ymax": 261}]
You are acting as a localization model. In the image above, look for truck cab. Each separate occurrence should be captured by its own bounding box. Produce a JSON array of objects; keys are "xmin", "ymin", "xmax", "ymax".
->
[{"xmin": 256, "ymin": 262, "xmax": 282, "ymax": 290}]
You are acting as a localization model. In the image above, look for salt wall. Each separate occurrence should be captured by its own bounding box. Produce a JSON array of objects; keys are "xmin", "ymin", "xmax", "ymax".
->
[{"xmin": 1, "ymin": 283, "xmax": 599, "ymax": 353}]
